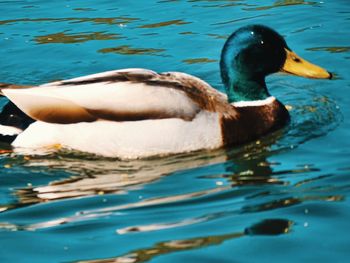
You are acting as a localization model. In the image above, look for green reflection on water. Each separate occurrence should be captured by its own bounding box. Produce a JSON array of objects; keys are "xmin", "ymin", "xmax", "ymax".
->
[
  {"xmin": 188, "ymin": 0, "xmax": 240, "ymax": 2},
  {"xmin": 35, "ymin": 32, "xmax": 122, "ymax": 44},
  {"xmin": 0, "ymin": 17, "xmax": 138, "ymax": 26},
  {"xmin": 99, "ymin": 45, "xmax": 166, "ymax": 56},
  {"xmin": 73, "ymin": 8, "xmax": 97, "ymax": 12},
  {"xmin": 182, "ymin": 58, "xmax": 218, "ymax": 64},
  {"xmin": 77, "ymin": 219, "xmax": 293, "ymax": 263},
  {"xmin": 306, "ymin": 46, "xmax": 350, "ymax": 53},
  {"xmin": 206, "ymin": 33, "xmax": 228, "ymax": 39},
  {"xmin": 179, "ymin": 31, "xmax": 197, "ymax": 35},
  {"xmin": 244, "ymin": 0, "xmax": 318, "ymax": 11},
  {"xmin": 138, "ymin": 19, "xmax": 191, "ymax": 28},
  {"xmin": 80, "ymin": 232, "xmax": 244, "ymax": 263},
  {"xmin": 187, "ymin": 0, "xmax": 250, "ymax": 9}
]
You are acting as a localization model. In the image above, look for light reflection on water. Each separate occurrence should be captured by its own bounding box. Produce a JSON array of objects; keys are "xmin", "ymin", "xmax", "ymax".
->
[{"xmin": 0, "ymin": 0, "xmax": 349, "ymax": 262}]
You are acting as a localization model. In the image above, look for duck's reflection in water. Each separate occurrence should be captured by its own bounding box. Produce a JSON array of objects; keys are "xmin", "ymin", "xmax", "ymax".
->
[
  {"xmin": 14, "ymin": 149, "xmax": 229, "ymax": 205},
  {"xmin": 9, "ymin": 130, "xmax": 339, "ymax": 214},
  {"xmin": 13, "ymin": 131, "xmax": 285, "ymax": 206}
]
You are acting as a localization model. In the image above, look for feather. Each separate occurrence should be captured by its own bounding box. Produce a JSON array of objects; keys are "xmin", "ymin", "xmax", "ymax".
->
[{"xmin": 1, "ymin": 69, "xmax": 237, "ymax": 124}]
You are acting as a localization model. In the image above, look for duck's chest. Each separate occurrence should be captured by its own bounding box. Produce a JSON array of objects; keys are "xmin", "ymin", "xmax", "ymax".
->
[{"xmin": 220, "ymin": 98, "xmax": 290, "ymax": 146}]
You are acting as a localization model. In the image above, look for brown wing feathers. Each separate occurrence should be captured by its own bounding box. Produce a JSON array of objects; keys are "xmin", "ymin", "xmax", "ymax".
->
[{"xmin": 58, "ymin": 70, "xmax": 238, "ymax": 119}]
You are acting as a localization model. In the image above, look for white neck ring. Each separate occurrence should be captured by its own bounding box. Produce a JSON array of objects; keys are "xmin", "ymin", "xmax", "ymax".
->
[{"xmin": 232, "ymin": 96, "xmax": 276, "ymax": 107}]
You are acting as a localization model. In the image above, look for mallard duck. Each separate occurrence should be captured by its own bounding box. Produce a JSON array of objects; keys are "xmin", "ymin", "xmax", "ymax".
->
[{"xmin": 0, "ymin": 25, "xmax": 331, "ymax": 158}]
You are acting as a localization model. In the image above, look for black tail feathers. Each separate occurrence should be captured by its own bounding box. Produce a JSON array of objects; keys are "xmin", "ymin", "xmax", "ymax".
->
[{"xmin": 0, "ymin": 101, "xmax": 34, "ymax": 144}]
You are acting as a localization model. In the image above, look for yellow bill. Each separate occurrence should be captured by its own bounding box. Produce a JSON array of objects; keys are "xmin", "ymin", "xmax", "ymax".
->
[{"xmin": 281, "ymin": 48, "xmax": 332, "ymax": 79}]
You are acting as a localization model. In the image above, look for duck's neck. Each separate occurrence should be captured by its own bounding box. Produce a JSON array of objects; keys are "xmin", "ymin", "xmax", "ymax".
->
[
  {"xmin": 220, "ymin": 47, "xmax": 271, "ymax": 103},
  {"xmin": 221, "ymin": 69, "xmax": 270, "ymax": 103}
]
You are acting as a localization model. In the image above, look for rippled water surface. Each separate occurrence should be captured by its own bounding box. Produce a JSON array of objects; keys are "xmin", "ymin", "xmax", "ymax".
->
[{"xmin": 0, "ymin": 0, "xmax": 349, "ymax": 262}]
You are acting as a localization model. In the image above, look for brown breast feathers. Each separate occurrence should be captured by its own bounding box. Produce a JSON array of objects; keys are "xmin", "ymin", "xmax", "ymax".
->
[{"xmin": 221, "ymin": 99, "xmax": 290, "ymax": 146}]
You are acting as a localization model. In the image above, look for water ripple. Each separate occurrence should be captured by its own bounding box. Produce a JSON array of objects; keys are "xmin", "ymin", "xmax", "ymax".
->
[
  {"xmin": 138, "ymin": 19, "xmax": 191, "ymax": 28},
  {"xmin": 243, "ymin": 0, "xmax": 319, "ymax": 11},
  {"xmin": 76, "ymin": 219, "xmax": 293, "ymax": 263},
  {"xmin": 306, "ymin": 46, "xmax": 350, "ymax": 53},
  {"xmin": 35, "ymin": 32, "xmax": 123, "ymax": 44},
  {"xmin": 0, "ymin": 17, "xmax": 139, "ymax": 26},
  {"xmin": 98, "ymin": 45, "xmax": 166, "ymax": 56}
]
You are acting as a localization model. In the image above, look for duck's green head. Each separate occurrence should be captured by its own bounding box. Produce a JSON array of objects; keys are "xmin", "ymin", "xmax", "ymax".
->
[{"xmin": 220, "ymin": 25, "xmax": 332, "ymax": 103}]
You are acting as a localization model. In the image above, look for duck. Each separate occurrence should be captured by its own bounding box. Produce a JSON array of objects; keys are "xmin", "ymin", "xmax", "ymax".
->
[{"xmin": 0, "ymin": 25, "xmax": 332, "ymax": 159}]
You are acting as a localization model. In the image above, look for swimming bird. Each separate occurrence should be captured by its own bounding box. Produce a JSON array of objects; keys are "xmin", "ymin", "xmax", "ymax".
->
[{"xmin": 0, "ymin": 25, "xmax": 332, "ymax": 158}]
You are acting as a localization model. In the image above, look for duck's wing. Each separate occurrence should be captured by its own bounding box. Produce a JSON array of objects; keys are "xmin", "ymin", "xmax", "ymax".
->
[{"xmin": 1, "ymin": 69, "xmax": 237, "ymax": 124}]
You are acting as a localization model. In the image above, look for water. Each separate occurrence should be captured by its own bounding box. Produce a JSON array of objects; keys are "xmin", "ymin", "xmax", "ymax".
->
[{"xmin": 0, "ymin": 0, "xmax": 349, "ymax": 262}]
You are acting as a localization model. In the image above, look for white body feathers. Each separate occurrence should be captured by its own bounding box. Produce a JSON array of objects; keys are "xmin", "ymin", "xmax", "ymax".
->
[{"xmin": 12, "ymin": 111, "xmax": 222, "ymax": 158}]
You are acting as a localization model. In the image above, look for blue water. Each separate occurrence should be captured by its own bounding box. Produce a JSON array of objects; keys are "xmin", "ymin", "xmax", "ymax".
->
[{"xmin": 0, "ymin": 0, "xmax": 349, "ymax": 262}]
